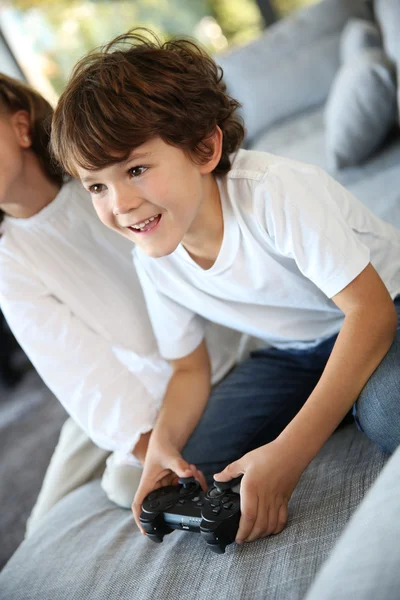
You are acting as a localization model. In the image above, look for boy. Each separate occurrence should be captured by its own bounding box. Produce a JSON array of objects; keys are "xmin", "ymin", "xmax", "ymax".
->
[{"xmin": 51, "ymin": 30, "xmax": 400, "ymax": 544}]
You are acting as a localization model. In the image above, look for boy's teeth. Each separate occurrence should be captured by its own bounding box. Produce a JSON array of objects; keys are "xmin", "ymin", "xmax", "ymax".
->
[{"xmin": 131, "ymin": 214, "xmax": 159, "ymax": 230}]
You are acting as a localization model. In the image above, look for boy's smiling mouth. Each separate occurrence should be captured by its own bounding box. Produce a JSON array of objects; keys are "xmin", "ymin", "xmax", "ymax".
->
[{"xmin": 127, "ymin": 214, "xmax": 161, "ymax": 234}]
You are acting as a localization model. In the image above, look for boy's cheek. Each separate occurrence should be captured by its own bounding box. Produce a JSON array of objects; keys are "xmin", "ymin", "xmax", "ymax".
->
[{"xmin": 92, "ymin": 203, "xmax": 114, "ymax": 229}]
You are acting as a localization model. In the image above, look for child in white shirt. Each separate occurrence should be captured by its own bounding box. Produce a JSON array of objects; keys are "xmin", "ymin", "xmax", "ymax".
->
[{"xmin": 51, "ymin": 30, "xmax": 400, "ymax": 545}]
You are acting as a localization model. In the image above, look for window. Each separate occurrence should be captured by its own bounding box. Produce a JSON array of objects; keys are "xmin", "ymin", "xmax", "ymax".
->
[{"xmin": 0, "ymin": 0, "xmax": 264, "ymax": 102}]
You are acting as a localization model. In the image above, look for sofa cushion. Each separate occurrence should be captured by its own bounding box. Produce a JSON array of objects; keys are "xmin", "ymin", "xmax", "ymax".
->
[
  {"xmin": 324, "ymin": 48, "xmax": 397, "ymax": 169},
  {"xmin": 305, "ymin": 443, "xmax": 400, "ymax": 600},
  {"xmin": 0, "ymin": 425, "xmax": 388, "ymax": 600},
  {"xmin": 340, "ymin": 18, "xmax": 381, "ymax": 63},
  {"xmin": 217, "ymin": 0, "xmax": 370, "ymax": 142},
  {"xmin": 375, "ymin": 0, "xmax": 400, "ymax": 121},
  {"xmin": 375, "ymin": 0, "xmax": 400, "ymax": 63}
]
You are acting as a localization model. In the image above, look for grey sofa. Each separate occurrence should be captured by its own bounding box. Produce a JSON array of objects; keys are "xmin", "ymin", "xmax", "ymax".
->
[{"xmin": 1, "ymin": 0, "xmax": 400, "ymax": 597}]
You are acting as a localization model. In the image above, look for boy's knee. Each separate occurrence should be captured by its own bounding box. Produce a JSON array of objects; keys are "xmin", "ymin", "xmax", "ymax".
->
[
  {"xmin": 356, "ymin": 337, "xmax": 400, "ymax": 454},
  {"xmin": 101, "ymin": 454, "xmax": 143, "ymax": 510}
]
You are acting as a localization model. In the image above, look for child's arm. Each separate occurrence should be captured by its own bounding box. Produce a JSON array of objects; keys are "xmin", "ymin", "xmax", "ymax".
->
[
  {"xmin": 0, "ymin": 254, "xmax": 163, "ymax": 462},
  {"xmin": 132, "ymin": 339, "xmax": 211, "ymax": 529},
  {"xmin": 215, "ymin": 263, "xmax": 398, "ymax": 544}
]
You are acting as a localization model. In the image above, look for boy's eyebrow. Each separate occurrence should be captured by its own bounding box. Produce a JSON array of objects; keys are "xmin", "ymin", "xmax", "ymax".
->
[
  {"xmin": 119, "ymin": 150, "xmax": 153, "ymax": 168},
  {"xmin": 80, "ymin": 151, "xmax": 153, "ymax": 183}
]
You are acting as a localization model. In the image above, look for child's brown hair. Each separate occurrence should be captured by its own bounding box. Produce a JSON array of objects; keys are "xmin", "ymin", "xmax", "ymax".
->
[{"xmin": 51, "ymin": 29, "xmax": 244, "ymax": 178}]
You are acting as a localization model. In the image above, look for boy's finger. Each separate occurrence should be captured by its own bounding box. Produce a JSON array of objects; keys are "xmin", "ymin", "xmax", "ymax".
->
[
  {"xmin": 190, "ymin": 464, "xmax": 208, "ymax": 492},
  {"xmin": 245, "ymin": 504, "xmax": 270, "ymax": 542},
  {"xmin": 214, "ymin": 460, "xmax": 242, "ymax": 483},
  {"xmin": 235, "ymin": 485, "xmax": 258, "ymax": 544},
  {"xmin": 273, "ymin": 503, "xmax": 288, "ymax": 535},
  {"xmin": 169, "ymin": 456, "xmax": 193, "ymax": 479}
]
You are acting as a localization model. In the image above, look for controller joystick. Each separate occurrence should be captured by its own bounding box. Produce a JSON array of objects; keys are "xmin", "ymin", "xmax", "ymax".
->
[
  {"xmin": 213, "ymin": 475, "xmax": 243, "ymax": 492},
  {"xmin": 140, "ymin": 475, "xmax": 242, "ymax": 554}
]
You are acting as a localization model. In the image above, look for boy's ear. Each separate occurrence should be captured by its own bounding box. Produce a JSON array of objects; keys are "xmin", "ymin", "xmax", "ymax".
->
[
  {"xmin": 11, "ymin": 110, "xmax": 32, "ymax": 149},
  {"xmin": 198, "ymin": 126, "xmax": 223, "ymax": 175}
]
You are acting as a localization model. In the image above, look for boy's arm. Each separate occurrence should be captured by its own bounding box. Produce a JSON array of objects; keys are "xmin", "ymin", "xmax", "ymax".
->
[
  {"xmin": 151, "ymin": 338, "xmax": 211, "ymax": 450},
  {"xmin": 132, "ymin": 340, "xmax": 211, "ymax": 528},
  {"xmin": 276, "ymin": 262, "xmax": 397, "ymax": 470},
  {"xmin": 215, "ymin": 263, "xmax": 398, "ymax": 543},
  {"xmin": 132, "ymin": 340, "xmax": 211, "ymax": 463}
]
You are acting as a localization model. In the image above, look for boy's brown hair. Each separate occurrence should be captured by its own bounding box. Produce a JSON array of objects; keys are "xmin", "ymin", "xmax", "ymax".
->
[
  {"xmin": 51, "ymin": 29, "xmax": 245, "ymax": 178},
  {"xmin": 0, "ymin": 73, "xmax": 64, "ymax": 223}
]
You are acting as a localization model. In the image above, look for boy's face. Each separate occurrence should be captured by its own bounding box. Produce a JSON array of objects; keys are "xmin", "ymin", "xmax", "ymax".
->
[{"xmin": 77, "ymin": 137, "xmax": 215, "ymax": 258}]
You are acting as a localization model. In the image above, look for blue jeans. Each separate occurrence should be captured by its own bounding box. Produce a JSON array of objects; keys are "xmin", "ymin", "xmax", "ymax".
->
[{"xmin": 182, "ymin": 297, "xmax": 400, "ymax": 480}]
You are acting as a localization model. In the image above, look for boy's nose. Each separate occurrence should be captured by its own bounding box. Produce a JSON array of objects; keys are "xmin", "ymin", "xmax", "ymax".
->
[{"xmin": 112, "ymin": 188, "xmax": 141, "ymax": 216}]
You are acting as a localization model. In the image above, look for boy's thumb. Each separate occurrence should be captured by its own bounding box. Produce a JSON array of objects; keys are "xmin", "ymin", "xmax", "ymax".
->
[
  {"xmin": 213, "ymin": 461, "xmax": 240, "ymax": 483},
  {"xmin": 171, "ymin": 457, "xmax": 193, "ymax": 478}
]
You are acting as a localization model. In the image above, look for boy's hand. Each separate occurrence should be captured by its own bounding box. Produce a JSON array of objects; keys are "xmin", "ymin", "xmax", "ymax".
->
[
  {"xmin": 132, "ymin": 441, "xmax": 207, "ymax": 532},
  {"xmin": 213, "ymin": 440, "xmax": 303, "ymax": 544}
]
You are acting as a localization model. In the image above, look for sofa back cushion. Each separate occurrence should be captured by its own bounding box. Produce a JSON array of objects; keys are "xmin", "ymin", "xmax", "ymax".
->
[{"xmin": 217, "ymin": 0, "xmax": 372, "ymax": 142}]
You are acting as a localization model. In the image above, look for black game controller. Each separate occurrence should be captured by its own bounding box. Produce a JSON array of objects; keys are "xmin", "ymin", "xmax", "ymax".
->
[{"xmin": 140, "ymin": 475, "xmax": 242, "ymax": 554}]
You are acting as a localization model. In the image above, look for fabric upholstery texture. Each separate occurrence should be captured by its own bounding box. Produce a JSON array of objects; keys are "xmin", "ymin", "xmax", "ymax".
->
[
  {"xmin": 305, "ymin": 443, "xmax": 400, "ymax": 600},
  {"xmin": 0, "ymin": 426, "xmax": 388, "ymax": 600},
  {"xmin": 217, "ymin": 0, "xmax": 368, "ymax": 141},
  {"xmin": 324, "ymin": 48, "xmax": 397, "ymax": 169}
]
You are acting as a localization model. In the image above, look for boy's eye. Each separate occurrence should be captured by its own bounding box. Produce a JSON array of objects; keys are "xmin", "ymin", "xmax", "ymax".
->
[
  {"xmin": 128, "ymin": 166, "xmax": 147, "ymax": 178},
  {"xmin": 89, "ymin": 183, "xmax": 106, "ymax": 194}
]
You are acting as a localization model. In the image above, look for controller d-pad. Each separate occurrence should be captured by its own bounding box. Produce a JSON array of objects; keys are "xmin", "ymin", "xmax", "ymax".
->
[
  {"xmin": 178, "ymin": 499, "xmax": 186, "ymax": 505},
  {"xmin": 210, "ymin": 501, "xmax": 220, "ymax": 507},
  {"xmin": 222, "ymin": 502, "xmax": 233, "ymax": 510},
  {"xmin": 149, "ymin": 500, "xmax": 160, "ymax": 509},
  {"xmin": 212, "ymin": 507, "xmax": 221, "ymax": 515}
]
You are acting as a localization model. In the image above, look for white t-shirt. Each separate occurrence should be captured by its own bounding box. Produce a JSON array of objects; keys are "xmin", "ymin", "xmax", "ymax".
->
[
  {"xmin": 133, "ymin": 150, "xmax": 400, "ymax": 360},
  {"xmin": 0, "ymin": 180, "xmax": 249, "ymax": 463}
]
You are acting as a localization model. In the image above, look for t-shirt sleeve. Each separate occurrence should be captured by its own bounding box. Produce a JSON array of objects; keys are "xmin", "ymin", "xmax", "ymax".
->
[
  {"xmin": 255, "ymin": 161, "xmax": 371, "ymax": 298},
  {"xmin": 0, "ymin": 253, "xmax": 165, "ymax": 464},
  {"xmin": 133, "ymin": 253, "xmax": 206, "ymax": 360}
]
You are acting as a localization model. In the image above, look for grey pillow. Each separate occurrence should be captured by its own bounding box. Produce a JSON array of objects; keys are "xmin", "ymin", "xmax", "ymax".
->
[
  {"xmin": 217, "ymin": 0, "xmax": 371, "ymax": 142},
  {"xmin": 325, "ymin": 49, "xmax": 396, "ymax": 169},
  {"xmin": 340, "ymin": 18, "xmax": 381, "ymax": 63}
]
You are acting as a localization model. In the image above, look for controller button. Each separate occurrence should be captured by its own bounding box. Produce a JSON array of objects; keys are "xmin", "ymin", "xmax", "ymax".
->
[
  {"xmin": 178, "ymin": 499, "xmax": 186, "ymax": 505},
  {"xmin": 192, "ymin": 496, "xmax": 200, "ymax": 502},
  {"xmin": 212, "ymin": 507, "xmax": 221, "ymax": 515},
  {"xmin": 149, "ymin": 501, "xmax": 160, "ymax": 509},
  {"xmin": 222, "ymin": 496, "xmax": 230, "ymax": 503},
  {"xmin": 210, "ymin": 501, "xmax": 220, "ymax": 507},
  {"xmin": 222, "ymin": 502, "xmax": 233, "ymax": 510},
  {"xmin": 196, "ymin": 502, "xmax": 204, "ymax": 507}
]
